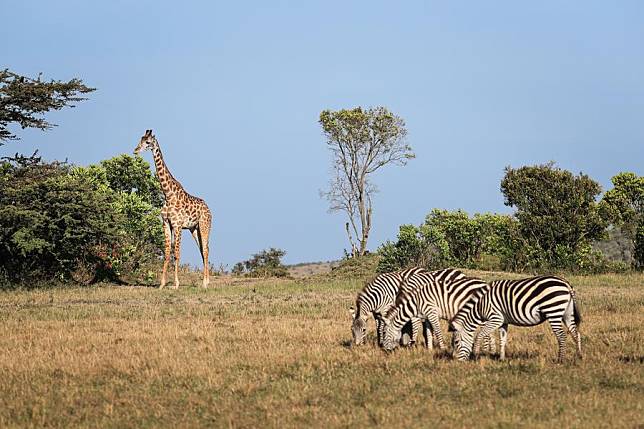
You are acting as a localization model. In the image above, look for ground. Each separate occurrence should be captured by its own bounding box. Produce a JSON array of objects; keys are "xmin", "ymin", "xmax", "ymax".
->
[{"xmin": 0, "ymin": 271, "xmax": 642, "ymax": 428}]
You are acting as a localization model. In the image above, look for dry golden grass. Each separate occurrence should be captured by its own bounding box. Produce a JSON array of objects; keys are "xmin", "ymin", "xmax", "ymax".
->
[{"xmin": 0, "ymin": 271, "xmax": 642, "ymax": 428}]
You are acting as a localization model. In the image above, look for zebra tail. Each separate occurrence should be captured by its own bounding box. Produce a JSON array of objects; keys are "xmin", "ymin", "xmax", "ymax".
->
[{"xmin": 572, "ymin": 291, "xmax": 582, "ymax": 326}]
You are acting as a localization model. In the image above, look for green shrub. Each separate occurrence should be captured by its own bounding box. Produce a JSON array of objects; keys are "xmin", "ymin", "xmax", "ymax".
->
[
  {"xmin": 0, "ymin": 154, "xmax": 119, "ymax": 285},
  {"xmin": 0, "ymin": 153, "xmax": 163, "ymax": 287},
  {"xmin": 233, "ymin": 248, "xmax": 289, "ymax": 278},
  {"xmin": 377, "ymin": 210, "xmax": 520, "ymax": 272}
]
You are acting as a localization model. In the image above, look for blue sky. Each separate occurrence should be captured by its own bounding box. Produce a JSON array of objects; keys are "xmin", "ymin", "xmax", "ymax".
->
[{"xmin": 2, "ymin": 1, "xmax": 643, "ymax": 268}]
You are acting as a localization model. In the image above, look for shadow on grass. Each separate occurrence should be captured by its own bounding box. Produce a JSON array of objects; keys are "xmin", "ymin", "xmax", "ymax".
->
[{"xmin": 340, "ymin": 339, "xmax": 353, "ymax": 349}]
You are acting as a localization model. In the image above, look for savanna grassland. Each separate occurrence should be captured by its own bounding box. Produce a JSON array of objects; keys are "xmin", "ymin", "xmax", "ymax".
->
[{"xmin": 0, "ymin": 271, "xmax": 642, "ymax": 428}]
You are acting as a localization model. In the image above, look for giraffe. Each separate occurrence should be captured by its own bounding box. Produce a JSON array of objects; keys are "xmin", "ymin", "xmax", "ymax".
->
[{"xmin": 134, "ymin": 129, "xmax": 212, "ymax": 289}]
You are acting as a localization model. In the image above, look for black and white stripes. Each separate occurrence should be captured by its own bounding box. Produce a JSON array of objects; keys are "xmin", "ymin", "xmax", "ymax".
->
[
  {"xmin": 449, "ymin": 275, "xmax": 582, "ymax": 362},
  {"xmin": 350, "ymin": 267, "xmax": 464, "ymax": 347},
  {"xmin": 381, "ymin": 272, "xmax": 490, "ymax": 351}
]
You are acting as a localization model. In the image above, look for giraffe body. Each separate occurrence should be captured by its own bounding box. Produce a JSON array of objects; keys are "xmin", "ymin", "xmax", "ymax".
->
[{"xmin": 135, "ymin": 129, "xmax": 212, "ymax": 289}]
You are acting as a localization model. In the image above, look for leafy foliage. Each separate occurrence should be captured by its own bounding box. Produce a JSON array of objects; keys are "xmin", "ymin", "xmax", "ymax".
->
[
  {"xmin": 0, "ymin": 153, "xmax": 163, "ymax": 286},
  {"xmin": 0, "ymin": 154, "xmax": 118, "ymax": 284},
  {"xmin": 100, "ymin": 154, "xmax": 163, "ymax": 207},
  {"xmin": 500, "ymin": 163, "xmax": 607, "ymax": 270},
  {"xmin": 320, "ymin": 106, "xmax": 414, "ymax": 256},
  {"xmin": 232, "ymin": 248, "xmax": 289, "ymax": 278},
  {"xmin": 600, "ymin": 172, "xmax": 644, "ymax": 268},
  {"xmin": 377, "ymin": 210, "xmax": 521, "ymax": 272},
  {"xmin": 0, "ymin": 69, "xmax": 95, "ymax": 143}
]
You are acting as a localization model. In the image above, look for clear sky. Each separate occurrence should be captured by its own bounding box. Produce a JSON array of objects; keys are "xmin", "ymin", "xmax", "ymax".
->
[{"xmin": 2, "ymin": 1, "xmax": 643, "ymax": 268}]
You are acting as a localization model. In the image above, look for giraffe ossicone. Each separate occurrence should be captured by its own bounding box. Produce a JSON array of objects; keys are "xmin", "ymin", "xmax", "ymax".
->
[{"xmin": 134, "ymin": 129, "xmax": 212, "ymax": 289}]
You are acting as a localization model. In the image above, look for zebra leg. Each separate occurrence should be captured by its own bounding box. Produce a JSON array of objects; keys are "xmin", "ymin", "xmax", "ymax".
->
[
  {"xmin": 499, "ymin": 324, "xmax": 509, "ymax": 360},
  {"xmin": 481, "ymin": 332, "xmax": 496, "ymax": 355},
  {"xmin": 375, "ymin": 317, "xmax": 383, "ymax": 347},
  {"xmin": 427, "ymin": 311, "xmax": 446, "ymax": 350},
  {"xmin": 487, "ymin": 331, "xmax": 497, "ymax": 354},
  {"xmin": 423, "ymin": 320, "xmax": 433, "ymax": 350},
  {"xmin": 564, "ymin": 314, "xmax": 582, "ymax": 359},
  {"xmin": 400, "ymin": 321, "xmax": 414, "ymax": 347},
  {"xmin": 548, "ymin": 317, "xmax": 567, "ymax": 363},
  {"xmin": 409, "ymin": 317, "xmax": 422, "ymax": 346},
  {"xmin": 473, "ymin": 319, "xmax": 503, "ymax": 357}
]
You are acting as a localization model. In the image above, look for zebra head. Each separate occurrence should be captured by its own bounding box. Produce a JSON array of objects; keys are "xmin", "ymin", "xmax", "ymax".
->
[
  {"xmin": 449, "ymin": 320, "xmax": 474, "ymax": 361},
  {"xmin": 381, "ymin": 317, "xmax": 402, "ymax": 352},
  {"xmin": 350, "ymin": 307, "xmax": 368, "ymax": 346}
]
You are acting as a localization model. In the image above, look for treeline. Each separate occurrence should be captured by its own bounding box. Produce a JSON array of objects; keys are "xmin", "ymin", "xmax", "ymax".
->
[
  {"xmin": 0, "ymin": 153, "xmax": 163, "ymax": 286},
  {"xmin": 378, "ymin": 164, "xmax": 642, "ymax": 274}
]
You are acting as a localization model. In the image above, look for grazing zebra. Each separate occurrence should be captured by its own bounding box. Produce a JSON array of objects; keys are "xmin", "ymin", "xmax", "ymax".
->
[
  {"xmin": 381, "ymin": 273, "xmax": 491, "ymax": 352},
  {"xmin": 449, "ymin": 275, "xmax": 582, "ymax": 362},
  {"xmin": 350, "ymin": 267, "xmax": 464, "ymax": 347}
]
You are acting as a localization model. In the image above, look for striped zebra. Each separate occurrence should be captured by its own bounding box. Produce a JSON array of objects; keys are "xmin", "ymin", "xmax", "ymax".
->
[
  {"xmin": 381, "ymin": 273, "xmax": 491, "ymax": 352},
  {"xmin": 350, "ymin": 267, "xmax": 464, "ymax": 347},
  {"xmin": 449, "ymin": 275, "xmax": 582, "ymax": 362}
]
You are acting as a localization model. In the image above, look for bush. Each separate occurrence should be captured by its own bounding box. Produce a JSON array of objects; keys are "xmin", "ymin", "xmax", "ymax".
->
[
  {"xmin": 0, "ymin": 153, "xmax": 163, "ymax": 287},
  {"xmin": 232, "ymin": 248, "xmax": 289, "ymax": 278},
  {"xmin": 0, "ymin": 154, "xmax": 119, "ymax": 285},
  {"xmin": 377, "ymin": 210, "xmax": 521, "ymax": 272}
]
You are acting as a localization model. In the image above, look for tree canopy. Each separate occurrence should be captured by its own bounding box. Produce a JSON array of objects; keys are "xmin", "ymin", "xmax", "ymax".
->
[
  {"xmin": 500, "ymin": 163, "xmax": 607, "ymax": 269},
  {"xmin": 0, "ymin": 69, "xmax": 95, "ymax": 143},
  {"xmin": 600, "ymin": 172, "xmax": 644, "ymax": 268},
  {"xmin": 319, "ymin": 106, "xmax": 414, "ymax": 256}
]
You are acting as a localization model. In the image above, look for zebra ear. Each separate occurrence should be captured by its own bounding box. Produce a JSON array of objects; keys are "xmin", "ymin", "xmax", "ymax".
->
[{"xmin": 349, "ymin": 307, "xmax": 356, "ymax": 319}]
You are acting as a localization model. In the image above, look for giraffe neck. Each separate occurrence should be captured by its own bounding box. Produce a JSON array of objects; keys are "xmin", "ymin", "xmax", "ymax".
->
[{"xmin": 151, "ymin": 142, "xmax": 182, "ymax": 200}]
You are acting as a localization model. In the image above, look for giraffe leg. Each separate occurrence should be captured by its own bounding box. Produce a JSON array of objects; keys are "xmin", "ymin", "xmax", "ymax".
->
[
  {"xmin": 548, "ymin": 317, "xmax": 567, "ymax": 363},
  {"xmin": 198, "ymin": 221, "xmax": 210, "ymax": 288},
  {"xmin": 160, "ymin": 221, "xmax": 172, "ymax": 289},
  {"xmin": 172, "ymin": 230, "xmax": 182, "ymax": 289}
]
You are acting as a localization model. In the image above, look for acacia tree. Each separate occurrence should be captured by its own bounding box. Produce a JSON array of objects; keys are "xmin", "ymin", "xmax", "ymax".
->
[
  {"xmin": 0, "ymin": 69, "xmax": 94, "ymax": 143},
  {"xmin": 319, "ymin": 107, "xmax": 414, "ymax": 256}
]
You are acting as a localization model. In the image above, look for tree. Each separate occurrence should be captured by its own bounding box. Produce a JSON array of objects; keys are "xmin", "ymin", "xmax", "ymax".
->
[
  {"xmin": 0, "ymin": 154, "xmax": 119, "ymax": 284},
  {"xmin": 0, "ymin": 153, "xmax": 163, "ymax": 286},
  {"xmin": 0, "ymin": 69, "xmax": 94, "ymax": 143},
  {"xmin": 319, "ymin": 107, "xmax": 414, "ymax": 256},
  {"xmin": 100, "ymin": 154, "xmax": 164, "ymax": 208},
  {"xmin": 600, "ymin": 172, "xmax": 644, "ymax": 268},
  {"xmin": 232, "ymin": 248, "xmax": 288, "ymax": 278},
  {"xmin": 500, "ymin": 163, "xmax": 607, "ymax": 269}
]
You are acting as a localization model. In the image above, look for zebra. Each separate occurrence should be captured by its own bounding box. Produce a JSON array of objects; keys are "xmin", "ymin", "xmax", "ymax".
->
[
  {"xmin": 448, "ymin": 275, "xmax": 582, "ymax": 362},
  {"xmin": 381, "ymin": 273, "xmax": 491, "ymax": 353},
  {"xmin": 350, "ymin": 267, "xmax": 464, "ymax": 347}
]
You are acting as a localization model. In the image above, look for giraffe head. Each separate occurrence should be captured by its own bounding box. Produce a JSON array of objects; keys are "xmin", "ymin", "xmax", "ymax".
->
[{"xmin": 134, "ymin": 129, "xmax": 157, "ymax": 154}]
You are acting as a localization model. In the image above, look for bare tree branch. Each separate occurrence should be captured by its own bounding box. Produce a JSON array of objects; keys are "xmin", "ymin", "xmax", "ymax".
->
[{"xmin": 319, "ymin": 107, "xmax": 414, "ymax": 256}]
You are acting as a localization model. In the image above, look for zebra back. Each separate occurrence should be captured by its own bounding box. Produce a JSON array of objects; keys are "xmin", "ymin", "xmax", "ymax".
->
[
  {"xmin": 387, "ymin": 271, "xmax": 489, "ymax": 330},
  {"xmin": 354, "ymin": 266, "xmax": 425, "ymax": 318}
]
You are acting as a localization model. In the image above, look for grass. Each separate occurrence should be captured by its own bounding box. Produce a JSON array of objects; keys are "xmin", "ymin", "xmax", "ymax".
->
[{"xmin": 0, "ymin": 271, "xmax": 642, "ymax": 428}]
